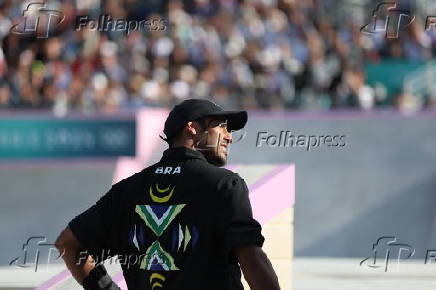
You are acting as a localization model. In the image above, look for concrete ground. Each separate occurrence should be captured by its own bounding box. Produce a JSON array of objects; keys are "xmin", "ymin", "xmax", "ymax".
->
[
  {"xmin": 2, "ymin": 258, "xmax": 436, "ymax": 289},
  {"xmin": 293, "ymin": 258, "xmax": 436, "ymax": 290},
  {"xmin": 0, "ymin": 264, "xmax": 64, "ymax": 290}
]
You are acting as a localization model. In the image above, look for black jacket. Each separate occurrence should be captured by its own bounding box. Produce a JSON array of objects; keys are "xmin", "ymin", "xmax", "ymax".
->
[{"xmin": 69, "ymin": 147, "xmax": 264, "ymax": 289}]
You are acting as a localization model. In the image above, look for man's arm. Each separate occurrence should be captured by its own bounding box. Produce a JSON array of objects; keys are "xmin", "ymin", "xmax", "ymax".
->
[
  {"xmin": 55, "ymin": 226, "xmax": 95, "ymax": 284},
  {"xmin": 55, "ymin": 226, "xmax": 121, "ymax": 290},
  {"xmin": 57, "ymin": 182, "xmax": 125, "ymax": 288},
  {"xmin": 235, "ymin": 246, "xmax": 281, "ymax": 290}
]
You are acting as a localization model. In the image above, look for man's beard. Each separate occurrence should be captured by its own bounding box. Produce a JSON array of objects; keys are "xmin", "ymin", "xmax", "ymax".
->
[
  {"xmin": 201, "ymin": 147, "xmax": 227, "ymax": 167},
  {"xmin": 195, "ymin": 132, "xmax": 227, "ymax": 167}
]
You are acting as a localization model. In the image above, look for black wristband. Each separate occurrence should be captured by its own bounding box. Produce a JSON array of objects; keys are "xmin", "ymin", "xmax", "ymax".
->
[{"xmin": 82, "ymin": 264, "xmax": 120, "ymax": 290}]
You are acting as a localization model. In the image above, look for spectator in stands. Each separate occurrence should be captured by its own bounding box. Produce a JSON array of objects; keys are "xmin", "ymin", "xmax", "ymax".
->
[{"xmin": 0, "ymin": 0, "xmax": 434, "ymax": 112}]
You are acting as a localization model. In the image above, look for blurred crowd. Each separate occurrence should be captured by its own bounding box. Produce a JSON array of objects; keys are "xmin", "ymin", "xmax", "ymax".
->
[{"xmin": 0, "ymin": 0, "xmax": 435, "ymax": 113}]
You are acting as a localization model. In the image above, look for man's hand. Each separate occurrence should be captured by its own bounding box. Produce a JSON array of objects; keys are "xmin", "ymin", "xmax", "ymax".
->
[
  {"xmin": 55, "ymin": 226, "xmax": 120, "ymax": 289},
  {"xmin": 235, "ymin": 246, "xmax": 280, "ymax": 290}
]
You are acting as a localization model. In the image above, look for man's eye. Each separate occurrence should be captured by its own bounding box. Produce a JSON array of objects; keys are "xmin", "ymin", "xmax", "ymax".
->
[{"xmin": 209, "ymin": 120, "xmax": 227, "ymax": 128}]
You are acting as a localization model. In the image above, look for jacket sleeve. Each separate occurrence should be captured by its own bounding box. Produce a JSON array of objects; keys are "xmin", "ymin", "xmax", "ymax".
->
[
  {"xmin": 68, "ymin": 182, "xmax": 124, "ymax": 260},
  {"xmin": 217, "ymin": 173, "xmax": 265, "ymax": 253}
]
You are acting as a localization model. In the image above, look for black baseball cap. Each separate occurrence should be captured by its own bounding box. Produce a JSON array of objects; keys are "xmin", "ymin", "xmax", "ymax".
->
[{"xmin": 162, "ymin": 99, "xmax": 247, "ymax": 141}]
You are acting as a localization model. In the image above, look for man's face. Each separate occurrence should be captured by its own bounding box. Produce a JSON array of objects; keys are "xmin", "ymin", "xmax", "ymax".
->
[{"xmin": 195, "ymin": 117, "xmax": 233, "ymax": 167}]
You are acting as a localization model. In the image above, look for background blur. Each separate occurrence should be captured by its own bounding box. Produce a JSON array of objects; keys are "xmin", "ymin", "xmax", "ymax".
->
[
  {"xmin": 1, "ymin": 0, "xmax": 436, "ymax": 289},
  {"xmin": 1, "ymin": 0, "xmax": 436, "ymax": 112}
]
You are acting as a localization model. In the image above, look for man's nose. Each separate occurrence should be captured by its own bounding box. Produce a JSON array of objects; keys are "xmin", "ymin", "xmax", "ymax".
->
[{"xmin": 224, "ymin": 130, "xmax": 233, "ymax": 144}]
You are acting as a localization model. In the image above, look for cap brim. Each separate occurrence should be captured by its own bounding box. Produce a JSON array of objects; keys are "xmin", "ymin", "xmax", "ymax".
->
[{"xmin": 208, "ymin": 110, "xmax": 247, "ymax": 132}]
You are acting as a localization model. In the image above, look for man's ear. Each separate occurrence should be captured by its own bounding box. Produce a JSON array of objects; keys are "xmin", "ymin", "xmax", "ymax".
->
[{"xmin": 186, "ymin": 121, "xmax": 198, "ymax": 136}]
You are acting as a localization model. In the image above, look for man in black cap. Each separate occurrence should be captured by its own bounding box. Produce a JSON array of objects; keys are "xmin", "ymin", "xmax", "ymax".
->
[{"xmin": 55, "ymin": 99, "xmax": 280, "ymax": 290}]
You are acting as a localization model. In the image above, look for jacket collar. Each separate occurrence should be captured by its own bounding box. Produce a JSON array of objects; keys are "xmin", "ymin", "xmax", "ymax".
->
[{"xmin": 160, "ymin": 147, "xmax": 207, "ymax": 163}]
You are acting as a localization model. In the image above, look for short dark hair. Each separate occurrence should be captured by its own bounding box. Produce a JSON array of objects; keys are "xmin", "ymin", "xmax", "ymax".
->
[{"xmin": 167, "ymin": 130, "xmax": 182, "ymax": 147}]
